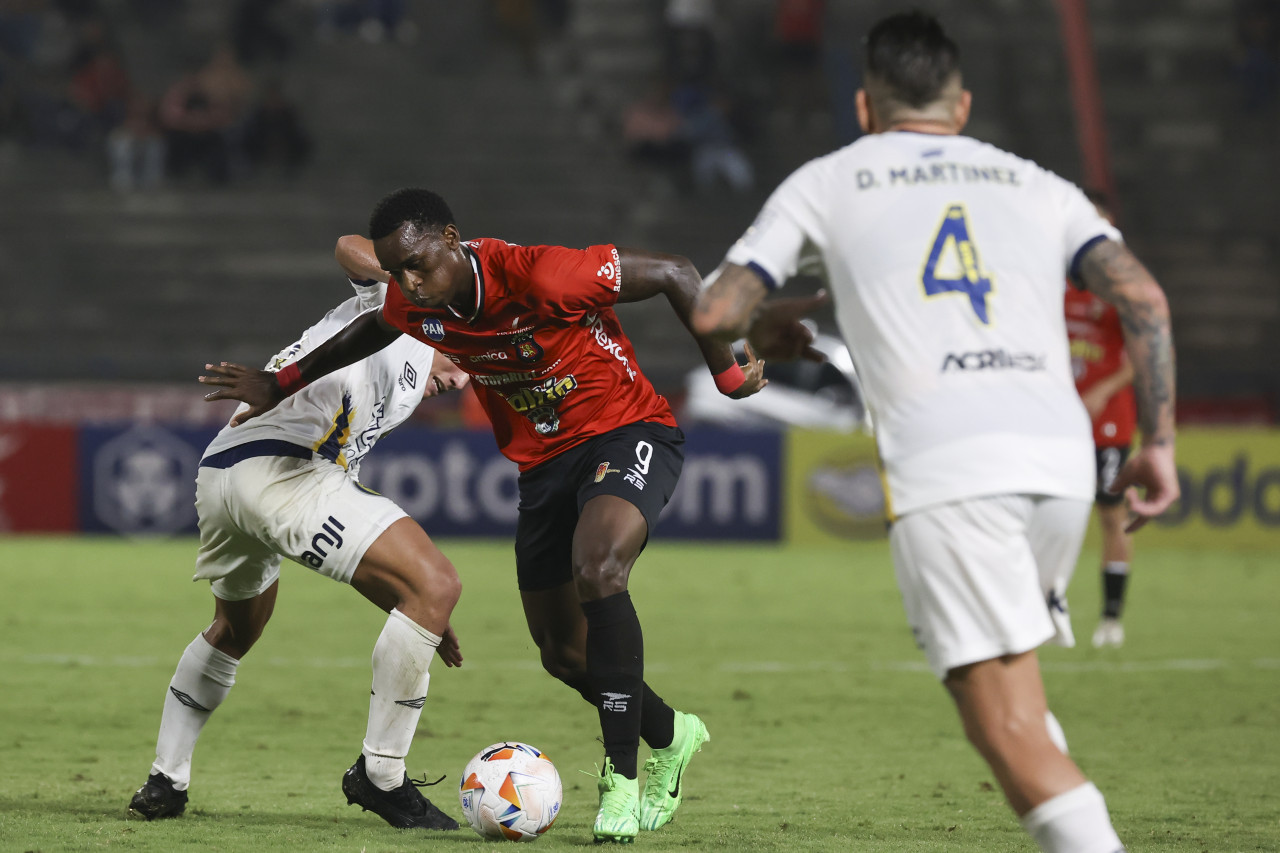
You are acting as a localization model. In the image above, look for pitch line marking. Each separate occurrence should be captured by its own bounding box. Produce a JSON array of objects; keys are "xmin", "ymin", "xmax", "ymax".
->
[{"xmin": 6, "ymin": 653, "xmax": 1277, "ymax": 675}]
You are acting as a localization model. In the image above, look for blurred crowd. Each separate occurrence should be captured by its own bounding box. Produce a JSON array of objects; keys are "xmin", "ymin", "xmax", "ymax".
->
[
  {"xmin": 620, "ymin": 0, "xmax": 828, "ymax": 197},
  {"xmin": 0, "ymin": 0, "xmax": 360, "ymax": 192}
]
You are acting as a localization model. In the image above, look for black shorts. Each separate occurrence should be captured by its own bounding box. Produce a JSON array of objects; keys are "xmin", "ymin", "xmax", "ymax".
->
[
  {"xmin": 515, "ymin": 421, "xmax": 684, "ymax": 591},
  {"xmin": 1095, "ymin": 445, "xmax": 1131, "ymax": 506}
]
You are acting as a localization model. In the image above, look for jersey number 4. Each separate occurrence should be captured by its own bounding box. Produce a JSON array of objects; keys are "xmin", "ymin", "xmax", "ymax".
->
[{"xmin": 921, "ymin": 204, "xmax": 993, "ymax": 325}]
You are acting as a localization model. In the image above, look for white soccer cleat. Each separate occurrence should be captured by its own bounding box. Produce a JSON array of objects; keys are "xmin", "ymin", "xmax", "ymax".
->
[{"xmin": 1091, "ymin": 618, "xmax": 1125, "ymax": 648}]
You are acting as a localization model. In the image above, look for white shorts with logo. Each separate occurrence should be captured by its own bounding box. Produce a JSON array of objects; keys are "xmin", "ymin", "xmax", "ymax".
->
[
  {"xmin": 193, "ymin": 454, "xmax": 407, "ymax": 601},
  {"xmin": 889, "ymin": 494, "xmax": 1091, "ymax": 680}
]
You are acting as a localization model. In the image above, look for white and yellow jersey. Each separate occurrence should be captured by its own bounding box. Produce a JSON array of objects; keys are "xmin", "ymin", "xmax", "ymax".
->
[
  {"xmin": 725, "ymin": 131, "xmax": 1120, "ymax": 516},
  {"xmin": 202, "ymin": 280, "xmax": 434, "ymax": 479}
]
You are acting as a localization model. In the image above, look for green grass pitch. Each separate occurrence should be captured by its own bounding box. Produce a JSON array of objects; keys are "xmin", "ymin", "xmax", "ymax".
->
[{"xmin": 0, "ymin": 536, "xmax": 1276, "ymax": 851}]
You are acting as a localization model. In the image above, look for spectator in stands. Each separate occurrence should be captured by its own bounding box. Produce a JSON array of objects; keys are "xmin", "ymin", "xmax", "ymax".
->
[
  {"xmin": 316, "ymin": 0, "xmax": 415, "ymax": 45},
  {"xmin": 67, "ymin": 18, "xmax": 129, "ymax": 135},
  {"xmin": 243, "ymin": 78, "xmax": 311, "ymax": 177},
  {"xmin": 1234, "ymin": 0, "xmax": 1279, "ymax": 110},
  {"xmin": 159, "ymin": 43, "xmax": 252, "ymax": 184},
  {"xmin": 672, "ymin": 80, "xmax": 754, "ymax": 194},
  {"xmin": 664, "ymin": 0, "xmax": 717, "ymax": 88},
  {"xmin": 621, "ymin": 80, "xmax": 690, "ymax": 191},
  {"xmin": 107, "ymin": 92, "xmax": 163, "ymax": 191},
  {"xmin": 773, "ymin": 0, "xmax": 826, "ymax": 128}
]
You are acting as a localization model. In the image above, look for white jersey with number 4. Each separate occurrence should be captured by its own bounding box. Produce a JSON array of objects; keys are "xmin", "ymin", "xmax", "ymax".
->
[
  {"xmin": 202, "ymin": 280, "xmax": 435, "ymax": 478},
  {"xmin": 725, "ymin": 131, "xmax": 1121, "ymax": 516}
]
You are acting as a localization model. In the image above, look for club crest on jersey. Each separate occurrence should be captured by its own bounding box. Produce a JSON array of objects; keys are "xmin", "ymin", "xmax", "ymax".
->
[
  {"xmin": 594, "ymin": 462, "xmax": 620, "ymax": 483},
  {"xmin": 512, "ymin": 330, "xmax": 544, "ymax": 363},
  {"xmin": 421, "ymin": 318, "xmax": 446, "ymax": 342}
]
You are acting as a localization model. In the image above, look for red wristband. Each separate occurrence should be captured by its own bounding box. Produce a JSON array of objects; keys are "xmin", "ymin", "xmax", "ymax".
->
[
  {"xmin": 276, "ymin": 362, "xmax": 307, "ymax": 396},
  {"xmin": 713, "ymin": 362, "xmax": 746, "ymax": 395}
]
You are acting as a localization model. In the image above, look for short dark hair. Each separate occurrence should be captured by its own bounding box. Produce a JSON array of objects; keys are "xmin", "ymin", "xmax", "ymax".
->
[
  {"xmin": 368, "ymin": 188, "xmax": 456, "ymax": 240},
  {"xmin": 864, "ymin": 11, "xmax": 961, "ymax": 109}
]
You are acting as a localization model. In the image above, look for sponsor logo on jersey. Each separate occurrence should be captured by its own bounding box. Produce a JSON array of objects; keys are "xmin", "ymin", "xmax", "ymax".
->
[
  {"xmin": 594, "ymin": 462, "xmax": 619, "ymax": 483},
  {"xmin": 596, "ymin": 247, "xmax": 622, "ymax": 292},
  {"xmin": 301, "ymin": 516, "xmax": 346, "ymax": 568},
  {"xmin": 501, "ymin": 375, "xmax": 579, "ymax": 435},
  {"xmin": 401, "ymin": 362, "xmax": 417, "ymax": 389},
  {"xmin": 421, "ymin": 318, "xmax": 446, "ymax": 341},
  {"xmin": 475, "ymin": 369, "xmax": 541, "ymax": 387},
  {"xmin": 512, "ymin": 331, "xmax": 543, "ymax": 363},
  {"xmin": 470, "ymin": 350, "xmax": 509, "ymax": 363},
  {"xmin": 941, "ymin": 349, "xmax": 1046, "ymax": 372},
  {"xmin": 582, "ymin": 312, "xmax": 637, "ymax": 380}
]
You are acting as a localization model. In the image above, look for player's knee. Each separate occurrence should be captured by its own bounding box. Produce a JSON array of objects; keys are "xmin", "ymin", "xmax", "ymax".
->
[
  {"xmin": 538, "ymin": 644, "xmax": 586, "ymax": 685},
  {"xmin": 204, "ymin": 614, "xmax": 262, "ymax": 659},
  {"xmin": 976, "ymin": 708, "xmax": 1051, "ymax": 759},
  {"xmin": 571, "ymin": 542, "xmax": 633, "ymax": 599}
]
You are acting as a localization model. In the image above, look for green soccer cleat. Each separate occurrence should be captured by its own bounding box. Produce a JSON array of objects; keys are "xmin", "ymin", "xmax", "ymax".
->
[
  {"xmin": 640, "ymin": 711, "xmax": 709, "ymax": 831},
  {"xmin": 593, "ymin": 759, "xmax": 639, "ymax": 844}
]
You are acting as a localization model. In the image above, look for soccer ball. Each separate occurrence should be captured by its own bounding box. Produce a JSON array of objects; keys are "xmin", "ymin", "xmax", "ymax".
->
[{"xmin": 459, "ymin": 742, "xmax": 562, "ymax": 842}]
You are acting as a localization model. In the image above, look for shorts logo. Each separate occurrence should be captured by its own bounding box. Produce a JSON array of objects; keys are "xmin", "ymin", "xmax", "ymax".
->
[
  {"xmin": 301, "ymin": 515, "xmax": 345, "ymax": 568},
  {"xmin": 594, "ymin": 462, "xmax": 620, "ymax": 483},
  {"xmin": 421, "ymin": 318, "xmax": 446, "ymax": 342},
  {"xmin": 512, "ymin": 331, "xmax": 543, "ymax": 363}
]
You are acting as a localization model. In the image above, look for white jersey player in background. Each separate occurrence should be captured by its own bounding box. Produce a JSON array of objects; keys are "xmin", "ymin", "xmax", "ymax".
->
[
  {"xmin": 129, "ymin": 238, "xmax": 469, "ymax": 832},
  {"xmin": 694, "ymin": 12, "xmax": 1177, "ymax": 853}
]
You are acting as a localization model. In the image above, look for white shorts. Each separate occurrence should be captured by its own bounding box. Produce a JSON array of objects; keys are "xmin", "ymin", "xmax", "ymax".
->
[
  {"xmin": 193, "ymin": 454, "xmax": 407, "ymax": 601},
  {"xmin": 889, "ymin": 494, "xmax": 1090, "ymax": 680}
]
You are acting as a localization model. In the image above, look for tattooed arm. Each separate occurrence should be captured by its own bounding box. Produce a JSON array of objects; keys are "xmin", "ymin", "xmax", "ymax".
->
[
  {"xmin": 692, "ymin": 263, "xmax": 828, "ymax": 362},
  {"xmin": 1076, "ymin": 239, "xmax": 1179, "ymax": 529}
]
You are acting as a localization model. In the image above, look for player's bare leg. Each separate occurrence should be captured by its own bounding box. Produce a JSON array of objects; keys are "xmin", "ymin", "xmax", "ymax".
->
[
  {"xmin": 946, "ymin": 651, "xmax": 1124, "ymax": 852},
  {"xmin": 343, "ymin": 517, "xmax": 461, "ymax": 830},
  {"xmin": 1093, "ymin": 502, "xmax": 1133, "ymax": 648},
  {"xmin": 130, "ymin": 584, "xmax": 278, "ymax": 820}
]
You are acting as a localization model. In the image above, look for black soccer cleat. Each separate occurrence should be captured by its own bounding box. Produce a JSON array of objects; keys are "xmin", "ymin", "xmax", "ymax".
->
[
  {"xmin": 342, "ymin": 754, "xmax": 459, "ymax": 830},
  {"xmin": 127, "ymin": 772, "xmax": 188, "ymax": 820}
]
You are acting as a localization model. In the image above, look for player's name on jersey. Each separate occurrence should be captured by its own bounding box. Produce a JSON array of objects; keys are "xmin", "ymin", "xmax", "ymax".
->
[{"xmin": 856, "ymin": 163, "xmax": 1021, "ymax": 190}]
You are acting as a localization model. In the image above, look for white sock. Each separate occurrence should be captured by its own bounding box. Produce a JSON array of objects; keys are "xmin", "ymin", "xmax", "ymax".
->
[
  {"xmin": 362, "ymin": 608, "xmax": 441, "ymax": 791},
  {"xmin": 1045, "ymin": 710, "xmax": 1069, "ymax": 755},
  {"xmin": 1021, "ymin": 782, "xmax": 1125, "ymax": 853},
  {"xmin": 152, "ymin": 634, "xmax": 239, "ymax": 790}
]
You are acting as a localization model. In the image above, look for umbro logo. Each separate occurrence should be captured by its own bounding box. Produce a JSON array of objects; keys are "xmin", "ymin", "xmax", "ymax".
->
[
  {"xmin": 170, "ymin": 687, "xmax": 211, "ymax": 713},
  {"xmin": 402, "ymin": 362, "xmax": 417, "ymax": 389}
]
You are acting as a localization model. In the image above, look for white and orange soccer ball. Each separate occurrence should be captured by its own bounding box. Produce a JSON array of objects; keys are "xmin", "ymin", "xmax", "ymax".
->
[{"xmin": 458, "ymin": 742, "xmax": 562, "ymax": 842}]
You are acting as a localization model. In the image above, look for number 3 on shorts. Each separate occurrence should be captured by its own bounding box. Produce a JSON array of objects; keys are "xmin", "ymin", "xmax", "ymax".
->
[{"xmin": 920, "ymin": 203, "xmax": 994, "ymax": 325}]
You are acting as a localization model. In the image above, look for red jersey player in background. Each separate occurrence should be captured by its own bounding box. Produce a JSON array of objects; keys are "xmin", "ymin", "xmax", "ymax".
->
[
  {"xmin": 200, "ymin": 187, "xmax": 773, "ymax": 843},
  {"xmin": 1066, "ymin": 192, "xmax": 1137, "ymax": 648}
]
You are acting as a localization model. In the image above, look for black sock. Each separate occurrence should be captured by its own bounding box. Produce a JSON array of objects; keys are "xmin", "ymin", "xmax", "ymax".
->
[
  {"xmin": 1102, "ymin": 562, "xmax": 1129, "ymax": 619},
  {"xmin": 559, "ymin": 658, "xmax": 672, "ymax": 749},
  {"xmin": 641, "ymin": 685, "xmax": 675, "ymax": 750},
  {"xmin": 580, "ymin": 591, "xmax": 644, "ymax": 779}
]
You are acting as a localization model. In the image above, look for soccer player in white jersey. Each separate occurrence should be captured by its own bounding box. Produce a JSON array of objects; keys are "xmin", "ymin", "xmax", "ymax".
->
[
  {"xmin": 693, "ymin": 12, "xmax": 1178, "ymax": 853},
  {"xmin": 128, "ymin": 240, "xmax": 469, "ymax": 831}
]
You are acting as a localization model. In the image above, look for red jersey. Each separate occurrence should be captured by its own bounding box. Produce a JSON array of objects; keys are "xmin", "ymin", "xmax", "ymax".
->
[
  {"xmin": 383, "ymin": 239, "xmax": 678, "ymax": 470},
  {"xmin": 1064, "ymin": 285, "xmax": 1136, "ymax": 447}
]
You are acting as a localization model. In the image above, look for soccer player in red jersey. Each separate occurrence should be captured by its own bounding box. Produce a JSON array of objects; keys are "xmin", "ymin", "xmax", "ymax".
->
[
  {"xmin": 200, "ymin": 187, "xmax": 770, "ymax": 842},
  {"xmin": 1067, "ymin": 194, "xmax": 1138, "ymax": 648}
]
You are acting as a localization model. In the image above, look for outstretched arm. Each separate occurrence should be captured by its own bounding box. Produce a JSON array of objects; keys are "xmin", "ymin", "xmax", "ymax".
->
[
  {"xmin": 201, "ymin": 303, "xmax": 403, "ymax": 426},
  {"xmin": 693, "ymin": 262, "xmax": 828, "ymax": 362},
  {"xmin": 1077, "ymin": 239, "xmax": 1179, "ymax": 529},
  {"xmin": 617, "ymin": 248, "xmax": 765, "ymax": 398}
]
